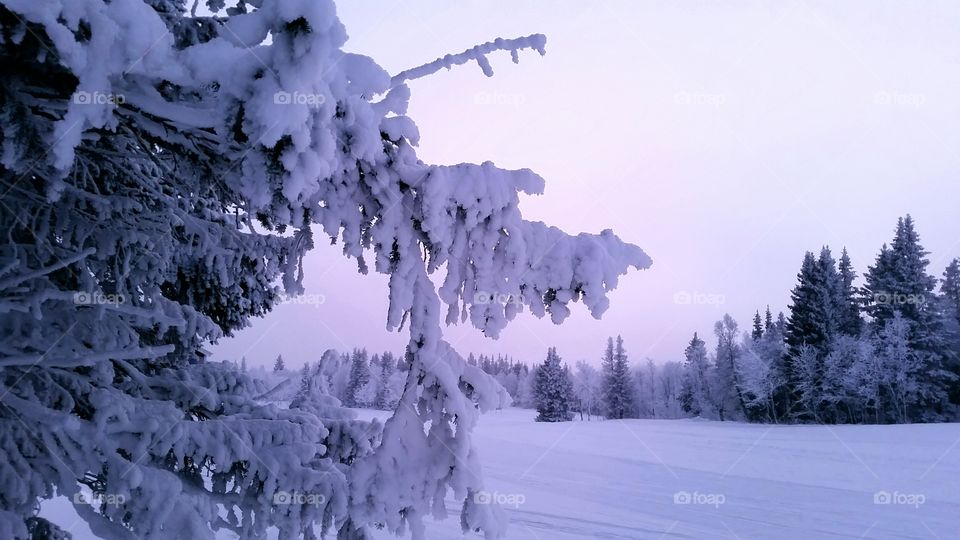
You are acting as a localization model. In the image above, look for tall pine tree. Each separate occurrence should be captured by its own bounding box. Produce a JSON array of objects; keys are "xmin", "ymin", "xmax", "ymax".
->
[
  {"xmin": 752, "ymin": 311, "xmax": 764, "ymax": 341},
  {"xmin": 863, "ymin": 216, "xmax": 954, "ymax": 419},
  {"xmin": 678, "ymin": 333, "xmax": 712, "ymax": 417},
  {"xmin": 837, "ymin": 248, "xmax": 864, "ymax": 336},
  {"xmin": 602, "ymin": 336, "xmax": 635, "ymax": 419}
]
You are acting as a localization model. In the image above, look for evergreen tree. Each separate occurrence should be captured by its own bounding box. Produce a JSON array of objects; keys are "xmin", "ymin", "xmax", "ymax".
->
[
  {"xmin": 273, "ymin": 354, "xmax": 286, "ymax": 372},
  {"xmin": 344, "ymin": 349, "xmax": 371, "ymax": 408},
  {"xmin": 943, "ymin": 259, "xmax": 960, "ymax": 326},
  {"xmin": 533, "ymin": 348, "xmax": 574, "ymax": 422},
  {"xmin": 602, "ymin": 336, "xmax": 635, "ymax": 419},
  {"xmin": 752, "ymin": 311, "xmax": 764, "ymax": 341},
  {"xmin": 837, "ymin": 248, "xmax": 864, "ymax": 336},
  {"xmin": 240, "ymin": 356, "xmax": 248, "ymax": 372},
  {"xmin": 374, "ymin": 352, "xmax": 397, "ymax": 410},
  {"xmin": 0, "ymin": 0, "xmax": 645, "ymax": 534},
  {"xmin": 678, "ymin": 333, "xmax": 712, "ymax": 417},
  {"xmin": 940, "ymin": 259, "xmax": 960, "ymax": 403},
  {"xmin": 764, "ymin": 306, "xmax": 775, "ymax": 331},
  {"xmin": 862, "ymin": 216, "xmax": 953, "ymax": 419},
  {"xmin": 786, "ymin": 252, "xmax": 829, "ymax": 359}
]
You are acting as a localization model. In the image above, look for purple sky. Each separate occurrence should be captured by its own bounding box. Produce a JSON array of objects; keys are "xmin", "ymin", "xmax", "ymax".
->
[{"xmin": 212, "ymin": 0, "xmax": 960, "ymax": 369}]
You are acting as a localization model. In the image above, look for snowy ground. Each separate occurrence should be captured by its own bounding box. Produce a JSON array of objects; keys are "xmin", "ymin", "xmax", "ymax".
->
[
  {"xmin": 43, "ymin": 408, "xmax": 959, "ymax": 539},
  {"xmin": 358, "ymin": 408, "xmax": 960, "ymax": 540}
]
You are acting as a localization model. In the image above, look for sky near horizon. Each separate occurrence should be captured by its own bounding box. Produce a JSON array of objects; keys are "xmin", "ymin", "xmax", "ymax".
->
[{"xmin": 212, "ymin": 0, "xmax": 960, "ymax": 369}]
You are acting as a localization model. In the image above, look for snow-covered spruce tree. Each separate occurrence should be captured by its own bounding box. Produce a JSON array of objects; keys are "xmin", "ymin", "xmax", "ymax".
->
[
  {"xmin": 862, "ymin": 216, "xmax": 954, "ymax": 420},
  {"xmin": 343, "ymin": 349, "xmax": 371, "ymax": 408},
  {"xmin": 602, "ymin": 336, "xmax": 635, "ymax": 419},
  {"xmin": 752, "ymin": 311, "xmax": 764, "ymax": 341},
  {"xmin": 273, "ymin": 354, "xmax": 286, "ymax": 372},
  {"xmin": 372, "ymin": 352, "xmax": 396, "ymax": 411},
  {"xmin": 941, "ymin": 259, "xmax": 960, "ymax": 403},
  {"xmin": 533, "ymin": 348, "xmax": 574, "ymax": 422},
  {"xmin": 678, "ymin": 332, "xmax": 712, "ymax": 418},
  {"xmin": 837, "ymin": 248, "xmax": 864, "ymax": 337},
  {"xmin": 0, "ymin": 0, "xmax": 650, "ymax": 537}
]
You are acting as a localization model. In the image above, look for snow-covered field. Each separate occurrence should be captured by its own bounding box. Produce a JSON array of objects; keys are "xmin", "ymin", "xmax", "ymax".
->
[{"xmin": 359, "ymin": 408, "xmax": 959, "ymax": 540}]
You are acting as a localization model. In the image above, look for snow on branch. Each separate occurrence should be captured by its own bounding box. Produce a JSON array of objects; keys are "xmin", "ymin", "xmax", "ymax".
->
[{"xmin": 390, "ymin": 34, "xmax": 547, "ymax": 87}]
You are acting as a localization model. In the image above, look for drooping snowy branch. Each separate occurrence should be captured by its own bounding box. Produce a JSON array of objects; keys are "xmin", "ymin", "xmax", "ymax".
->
[{"xmin": 390, "ymin": 34, "xmax": 547, "ymax": 87}]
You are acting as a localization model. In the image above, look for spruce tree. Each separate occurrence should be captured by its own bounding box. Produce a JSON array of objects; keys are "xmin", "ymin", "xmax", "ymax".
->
[
  {"xmin": 679, "ymin": 332, "xmax": 711, "ymax": 417},
  {"xmin": 941, "ymin": 258, "xmax": 960, "ymax": 327},
  {"xmin": 374, "ymin": 352, "xmax": 397, "ymax": 410},
  {"xmin": 786, "ymin": 252, "xmax": 829, "ymax": 359},
  {"xmin": 533, "ymin": 348, "xmax": 574, "ymax": 422},
  {"xmin": 602, "ymin": 336, "xmax": 635, "ymax": 419},
  {"xmin": 344, "ymin": 349, "xmax": 371, "ymax": 408},
  {"xmin": 863, "ymin": 216, "xmax": 953, "ymax": 419},
  {"xmin": 752, "ymin": 311, "xmax": 764, "ymax": 341},
  {"xmin": 273, "ymin": 354, "xmax": 286, "ymax": 372},
  {"xmin": 764, "ymin": 306, "xmax": 774, "ymax": 331},
  {"xmin": 939, "ymin": 259, "xmax": 960, "ymax": 403},
  {"xmin": 837, "ymin": 248, "xmax": 864, "ymax": 336}
]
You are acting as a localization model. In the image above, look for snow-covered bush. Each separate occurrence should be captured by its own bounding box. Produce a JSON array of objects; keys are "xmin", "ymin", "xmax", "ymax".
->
[{"xmin": 0, "ymin": 0, "xmax": 648, "ymax": 538}]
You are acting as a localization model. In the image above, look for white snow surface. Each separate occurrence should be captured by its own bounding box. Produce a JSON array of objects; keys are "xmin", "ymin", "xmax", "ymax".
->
[
  {"xmin": 359, "ymin": 408, "xmax": 958, "ymax": 540},
  {"xmin": 43, "ymin": 407, "xmax": 959, "ymax": 539}
]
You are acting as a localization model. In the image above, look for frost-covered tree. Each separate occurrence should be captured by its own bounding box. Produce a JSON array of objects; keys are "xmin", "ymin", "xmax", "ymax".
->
[
  {"xmin": 343, "ymin": 349, "xmax": 371, "ymax": 408},
  {"xmin": 738, "ymin": 327, "xmax": 786, "ymax": 423},
  {"xmin": 862, "ymin": 216, "xmax": 954, "ymax": 420},
  {"xmin": 602, "ymin": 336, "xmax": 635, "ymax": 419},
  {"xmin": 0, "ymin": 0, "xmax": 650, "ymax": 537},
  {"xmin": 633, "ymin": 359, "xmax": 658, "ymax": 418},
  {"xmin": 273, "ymin": 354, "xmax": 286, "ymax": 372},
  {"xmin": 572, "ymin": 361, "xmax": 602, "ymax": 420},
  {"xmin": 533, "ymin": 348, "xmax": 574, "ymax": 422},
  {"xmin": 712, "ymin": 314, "xmax": 745, "ymax": 421},
  {"xmin": 373, "ymin": 352, "xmax": 396, "ymax": 410}
]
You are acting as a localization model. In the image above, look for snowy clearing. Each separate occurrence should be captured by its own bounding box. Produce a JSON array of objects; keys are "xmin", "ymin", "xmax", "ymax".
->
[{"xmin": 359, "ymin": 408, "xmax": 959, "ymax": 540}]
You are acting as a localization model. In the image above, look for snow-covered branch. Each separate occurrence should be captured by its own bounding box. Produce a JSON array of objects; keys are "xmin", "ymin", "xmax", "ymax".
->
[{"xmin": 390, "ymin": 34, "xmax": 547, "ymax": 87}]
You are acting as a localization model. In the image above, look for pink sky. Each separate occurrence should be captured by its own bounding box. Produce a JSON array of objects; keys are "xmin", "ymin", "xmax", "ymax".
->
[{"xmin": 213, "ymin": 0, "xmax": 960, "ymax": 369}]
